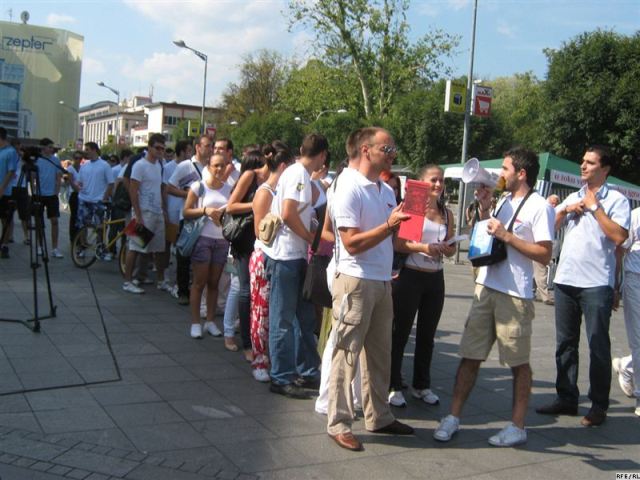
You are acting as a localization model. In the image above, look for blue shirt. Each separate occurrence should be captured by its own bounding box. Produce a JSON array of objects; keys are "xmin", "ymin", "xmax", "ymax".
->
[
  {"xmin": 554, "ymin": 183, "xmax": 631, "ymax": 288},
  {"xmin": 0, "ymin": 145, "xmax": 19, "ymax": 196},
  {"xmin": 36, "ymin": 155, "xmax": 63, "ymax": 197}
]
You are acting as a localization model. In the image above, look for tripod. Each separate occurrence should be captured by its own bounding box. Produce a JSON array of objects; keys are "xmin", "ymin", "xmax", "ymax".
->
[{"xmin": 0, "ymin": 163, "xmax": 56, "ymax": 332}]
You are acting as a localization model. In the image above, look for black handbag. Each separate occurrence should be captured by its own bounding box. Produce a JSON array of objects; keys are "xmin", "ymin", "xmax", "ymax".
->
[
  {"xmin": 470, "ymin": 189, "xmax": 534, "ymax": 267},
  {"xmin": 302, "ymin": 207, "xmax": 332, "ymax": 308},
  {"xmin": 221, "ymin": 211, "xmax": 254, "ymax": 243}
]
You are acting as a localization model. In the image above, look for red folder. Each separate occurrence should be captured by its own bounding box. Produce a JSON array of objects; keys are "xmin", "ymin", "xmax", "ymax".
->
[{"xmin": 398, "ymin": 179, "xmax": 431, "ymax": 242}]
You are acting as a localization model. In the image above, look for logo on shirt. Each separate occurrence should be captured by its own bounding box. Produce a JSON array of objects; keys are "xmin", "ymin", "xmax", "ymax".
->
[{"xmin": 296, "ymin": 183, "xmax": 305, "ymax": 192}]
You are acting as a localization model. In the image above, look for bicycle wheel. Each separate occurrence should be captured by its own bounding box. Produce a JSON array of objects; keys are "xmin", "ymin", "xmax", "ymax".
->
[
  {"xmin": 118, "ymin": 237, "xmax": 128, "ymax": 277},
  {"xmin": 71, "ymin": 225, "xmax": 99, "ymax": 268}
]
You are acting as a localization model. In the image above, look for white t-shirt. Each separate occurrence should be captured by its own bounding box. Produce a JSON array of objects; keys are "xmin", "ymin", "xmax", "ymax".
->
[
  {"xmin": 190, "ymin": 181, "xmax": 231, "ymax": 239},
  {"xmin": 269, "ymin": 162, "xmax": 313, "ymax": 261},
  {"xmin": 226, "ymin": 166, "xmax": 240, "ymax": 188},
  {"xmin": 163, "ymin": 160, "xmax": 182, "ymax": 224},
  {"xmin": 333, "ymin": 168, "xmax": 397, "ymax": 281},
  {"xmin": 476, "ymin": 191, "xmax": 555, "ymax": 299},
  {"xmin": 78, "ymin": 159, "xmax": 114, "ymax": 203},
  {"xmin": 169, "ymin": 157, "xmax": 205, "ymax": 190},
  {"xmin": 130, "ymin": 157, "xmax": 164, "ymax": 214}
]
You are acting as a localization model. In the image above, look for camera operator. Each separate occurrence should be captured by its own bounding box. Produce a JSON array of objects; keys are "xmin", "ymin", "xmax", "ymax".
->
[{"xmin": 36, "ymin": 138, "xmax": 64, "ymax": 258}]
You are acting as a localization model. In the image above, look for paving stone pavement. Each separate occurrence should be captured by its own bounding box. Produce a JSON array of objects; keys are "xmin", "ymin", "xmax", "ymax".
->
[{"xmin": 1, "ymin": 212, "xmax": 639, "ymax": 479}]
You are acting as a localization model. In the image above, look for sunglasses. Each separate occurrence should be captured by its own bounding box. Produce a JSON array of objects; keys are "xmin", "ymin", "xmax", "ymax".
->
[{"xmin": 380, "ymin": 145, "xmax": 397, "ymax": 155}]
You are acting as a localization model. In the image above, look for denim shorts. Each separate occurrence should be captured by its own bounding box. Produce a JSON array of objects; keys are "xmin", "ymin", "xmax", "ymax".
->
[{"xmin": 191, "ymin": 236, "xmax": 229, "ymax": 265}]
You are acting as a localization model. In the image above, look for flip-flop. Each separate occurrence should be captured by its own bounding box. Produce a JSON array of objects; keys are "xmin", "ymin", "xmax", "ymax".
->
[{"xmin": 224, "ymin": 339, "xmax": 239, "ymax": 352}]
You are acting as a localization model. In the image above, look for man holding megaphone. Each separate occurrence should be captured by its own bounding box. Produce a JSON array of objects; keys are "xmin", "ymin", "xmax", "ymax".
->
[{"xmin": 434, "ymin": 147, "xmax": 555, "ymax": 447}]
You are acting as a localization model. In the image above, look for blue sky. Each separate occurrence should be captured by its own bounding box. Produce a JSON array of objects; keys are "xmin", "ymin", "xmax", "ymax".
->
[{"xmin": 9, "ymin": 0, "xmax": 639, "ymax": 108}]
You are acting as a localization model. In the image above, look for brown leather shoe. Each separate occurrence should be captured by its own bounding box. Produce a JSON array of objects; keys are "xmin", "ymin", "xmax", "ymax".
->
[
  {"xmin": 581, "ymin": 406, "xmax": 606, "ymax": 427},
  {"xmin": 329, "ymin": 432, "xmax": 363, "ymax": 451}
]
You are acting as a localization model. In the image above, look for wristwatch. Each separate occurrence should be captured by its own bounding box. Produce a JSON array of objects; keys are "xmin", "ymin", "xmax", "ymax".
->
[{"xmin": 589, "ymin": 203, "xmax": 601, "ymax": 213}]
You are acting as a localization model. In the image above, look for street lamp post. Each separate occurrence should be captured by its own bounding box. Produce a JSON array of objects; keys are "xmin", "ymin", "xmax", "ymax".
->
[
  {"xmin": 173, "ymin": 40, "xmax": 207, "ymax": 134},
  {"xmin": 315, "ymin": 108, "xmax": 347, "ymax": 122},
  {"xmin": 454, "ymin": 0, "xmax": 479, "ymax": 264},
  {"xmin": 97, "ymin": 81, "xmax": 120, "ymax": 147},
  {"xmin": 58, "ymin": 100, "xmax": 79, "ymax": 147}
]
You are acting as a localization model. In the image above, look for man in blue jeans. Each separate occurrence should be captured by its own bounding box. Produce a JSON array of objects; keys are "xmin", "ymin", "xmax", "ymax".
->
[
  {"xmin": 537, "ymin": 145, "xmax": 630, "ymax": 426},
  {"xmin": 266, "ymin": 134, "xmax": 327, "ymax": 399}
]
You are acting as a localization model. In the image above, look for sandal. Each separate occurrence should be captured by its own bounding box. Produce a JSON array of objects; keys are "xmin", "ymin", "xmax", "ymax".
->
[
  {"xmin": 224, "ymin": 338, "xmax": 239, "ymax": 352},
  {"xmin": 243, "ymin": 349, "xmax": 254, "ymax": 363}
]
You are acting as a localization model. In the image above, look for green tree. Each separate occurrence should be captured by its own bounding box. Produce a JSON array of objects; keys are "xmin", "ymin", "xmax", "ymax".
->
[
  {"xmin": 541, "ymin": 30, "xmax": 640, "ymax": 182},
  {"xmin": 277, "ymin": 59, "xmax": 363, "ymax": 121},
  {"xmin": 384, "ymin": 80, "xmax": 510, "ymax": 172},
  {"xmin": 288, "ymin": 0, "xmax": 458, "ymax": 118},
  {"xmin": 226, "ymin": 111, "xmax": 305, "ymax": 151},
  {"xmin": 490, "ymin": 72, "xmax": 545, "ymax": 150},
  {"xmin": 221, "ymin": 50, "xmax": 292, "ymax": 123}
]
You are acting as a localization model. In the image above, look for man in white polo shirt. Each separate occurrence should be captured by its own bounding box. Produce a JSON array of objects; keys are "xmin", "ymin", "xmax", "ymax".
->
[
  {"xmin": 434, "ymin": 147, "xmax": 555, "ymax": 447},
  {"xmin": 327, "ymin": 127, "xmax": 413, "ymax": 452},
  {"xmin": 537, "ymin": 145, "xmax": 630, "ymax": 427}
]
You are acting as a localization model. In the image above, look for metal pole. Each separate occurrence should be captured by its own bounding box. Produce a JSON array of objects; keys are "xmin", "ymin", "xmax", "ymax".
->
[
  {"xmin": 454, "ymin": 0, "xmax": 478, "ymax": 264},
  {"xmin": 115, "ymin": 92, "xmax": 120, "ymax": 147},
  {"xmin": 201, "ymin": 55, "xmax": 207, "ymax": 134}
]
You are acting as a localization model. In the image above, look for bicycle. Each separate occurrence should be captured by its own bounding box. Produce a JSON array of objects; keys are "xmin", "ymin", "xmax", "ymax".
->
[{"xmin": 71, "ymin": 204, "xmax": 129, "ymax": 275}]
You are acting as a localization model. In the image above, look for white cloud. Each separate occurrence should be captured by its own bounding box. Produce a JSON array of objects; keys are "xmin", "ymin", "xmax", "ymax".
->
[
  {"xmin": 497, "ymin": 21, "xmax": 515, "ymax": 38},
  {"xmin": 82, "ymin": 57, "xmax": 105, "ymax": 75},
  {"xmin": 447, "ymin": 0, "xmax": 470, "ymax": 11},
  {"xmin": 46, "ymin": 13, "xmax": 76, "ymax": 27},
  {"xmin": 417, "ymin": 4, "xmax": 440, "ymax": 17},
  {"xmin": 120, "ymin": 0, "xmax": 306, "ymax": 106}
]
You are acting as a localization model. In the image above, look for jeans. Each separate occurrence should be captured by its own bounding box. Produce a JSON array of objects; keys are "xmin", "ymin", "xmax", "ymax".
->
[
  {"xmin": 390, "ymin": 268, "xmax": 445, "ymax": 391},
  {"xmin": 235, "ymin": 253, "xmax": 252, "ymax": 349},
  {"xmin": 176, "ymin": 219, "xmax": 190, "ymax": 297},
  {"xmin": 266, "ymin": 256, "xmax": 320, "ymax": 385},
  {"xmin": 223, "ymin": 274, "xmax": 239, "ymax": 338},
  {"xmin": 554, "ymin": 283, "xmax": 614, "ymax": 410}
]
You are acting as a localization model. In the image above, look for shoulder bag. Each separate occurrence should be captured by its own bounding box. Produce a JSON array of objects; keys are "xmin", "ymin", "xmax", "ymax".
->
[
  {"xmin": 176, "ymin": 182, "xmax": 206, "ymax": 257},
  {"xmin": 469, "ymin": 189, "xmax": 534, "ymax": 267}
]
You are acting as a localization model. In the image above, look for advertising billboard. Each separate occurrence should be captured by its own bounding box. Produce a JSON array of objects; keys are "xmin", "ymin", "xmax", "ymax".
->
[{"xmin": 0, "ymin": 20, "xmax": 83, "ymax": 145}]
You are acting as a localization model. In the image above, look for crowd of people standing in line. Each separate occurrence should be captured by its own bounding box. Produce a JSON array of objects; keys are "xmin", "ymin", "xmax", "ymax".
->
[{"xmin": 1, "ymin": 125, "xmax": 639, "ymax": 453}]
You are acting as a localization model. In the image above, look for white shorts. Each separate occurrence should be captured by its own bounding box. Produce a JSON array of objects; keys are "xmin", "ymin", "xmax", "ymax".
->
[{"xmin": 129, "ymin": 210, "xmax": 165, "ymax": 253}]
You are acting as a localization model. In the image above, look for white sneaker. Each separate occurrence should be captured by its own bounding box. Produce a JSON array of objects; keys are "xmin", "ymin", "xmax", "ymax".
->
[
  {"xmin": 157, "ymin": 280, "xmax": 173, "ymax": 292},
  {"xmin": 488, "ymin": 422, "xmax": 527, "ymax": 447},
  {"xmin": 635, "ymin": 399, "xmax": 640, "ymax": 418},
  {"xmin": 169, "ymin": 284, "xmax": 179, "ymax": 299},
  {"xmin": 203, "ymin": 321, "xmax": 222, "ymax": 337},
  {"xmin": 434, "ymin": 414, "xmax": 460, "ymax": 442},
  {"xmin": 612, "ymin": 357, "xmax": 635, "ymax": 397},
  {"xmin": 253, "ymin": 368, "xmax": 270, "ymax": 383},
  {"xmin": 388, "ymin": 390, "xmax": 407, "ymax": 407},
  {"xmin": 132, "ymin": 278, "xmax": 154, "ymax": 287},
  {"xmin": 411, "ymin": 387, "xmax": 440, "ymax": 405},
  {"xmin": 122, "ymin": 282, "xmax": 144, "ymax": 294},
  {"xmin": 102, "ymin": 253, "xmax": 112, "ymax": 261},
  {"xmin": 190, "ymin": 323, "xmax": 203, "ymax": 339},
  {"xmin": 51, "ymin": 248, "xmax": 64, "ymax": 259}
]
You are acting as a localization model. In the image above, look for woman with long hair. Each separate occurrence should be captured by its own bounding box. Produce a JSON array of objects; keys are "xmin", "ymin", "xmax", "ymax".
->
[
  {"xmin": 388, "ymin": 164, "xmax": 455, "ymax": 407},
  {"xmin": 224, "ymin": 150, "xmax": 268, "ymax": 358},
  {"xmin": 248, "ymin": 144, "xmax": 294, "ymax": 382},
  {"xmin": 182, "ymin": 154, "xmax": 231, "ymax": 339}
]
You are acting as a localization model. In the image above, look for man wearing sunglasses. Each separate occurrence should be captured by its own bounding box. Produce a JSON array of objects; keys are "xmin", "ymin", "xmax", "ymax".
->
[
  {"xmin": 327, "ymin": 127, "xmax": 413, "ymax": 452},
  {"xmin": 122, "ymin": 133, "xmax": 168, "ymax": 294}
]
